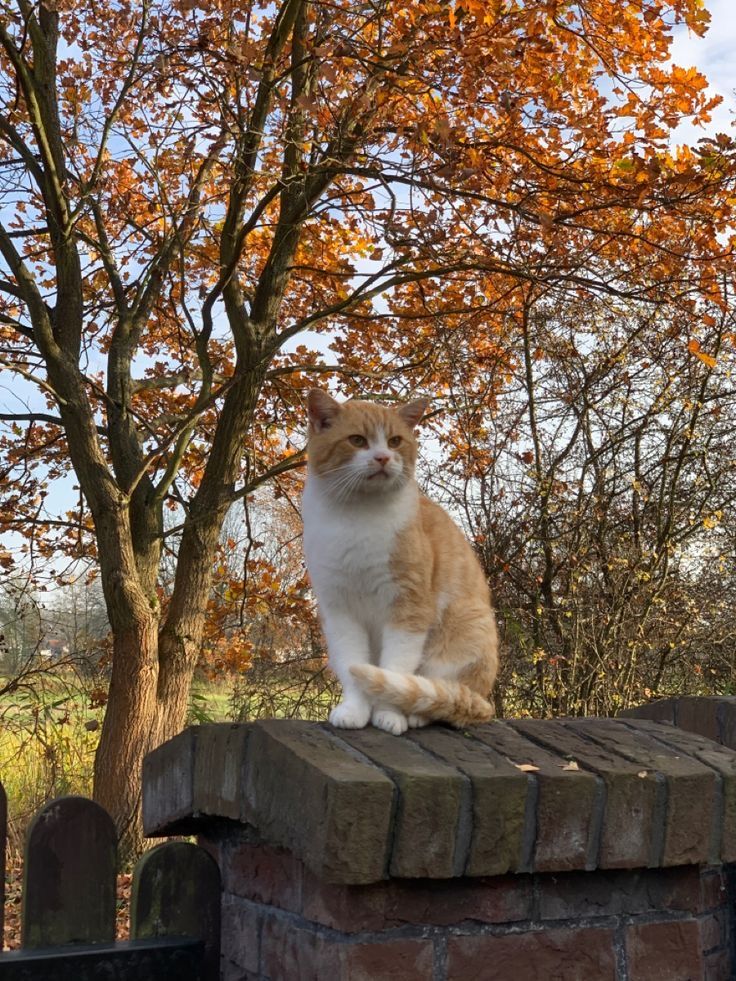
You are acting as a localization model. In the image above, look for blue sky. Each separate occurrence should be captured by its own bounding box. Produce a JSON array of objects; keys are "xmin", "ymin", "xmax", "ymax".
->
[
  {"xmin": 670, "ymin": 0, "xmax": 736, "ymax": 143},
  {"xmin": 2, "ymin": 0, "xmax": 735, "ymax": 585}
]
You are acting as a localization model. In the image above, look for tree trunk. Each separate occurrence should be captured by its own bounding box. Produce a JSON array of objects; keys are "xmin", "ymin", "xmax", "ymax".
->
[
  {"xmin": 93, "ymin": 611, "xmax": 207, "ymax": 859},
  {"xmin": 93, "ymin": 610, "xmax": 161, "ymax": 857}
]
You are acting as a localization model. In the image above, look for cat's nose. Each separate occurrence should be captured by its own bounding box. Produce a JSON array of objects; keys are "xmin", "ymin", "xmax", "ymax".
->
[{"xmin": 373, "ymin": 451, "xmax": 391, "ymax": 466}]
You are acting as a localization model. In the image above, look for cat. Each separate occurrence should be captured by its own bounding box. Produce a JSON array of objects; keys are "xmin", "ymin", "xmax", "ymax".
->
[{"xmin": 301, "ymin": 388, "xmax": 499, "ymax": 735}]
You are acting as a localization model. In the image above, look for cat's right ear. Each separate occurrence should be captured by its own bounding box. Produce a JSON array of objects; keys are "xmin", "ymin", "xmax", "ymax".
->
[{"xmin": 307, "ymin": 389, "xmax": 341, "ymax": 432}]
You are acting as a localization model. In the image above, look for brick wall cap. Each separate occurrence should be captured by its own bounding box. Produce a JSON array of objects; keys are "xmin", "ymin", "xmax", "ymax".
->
[{"xmin": 142, "ymin": 709, "xmax": 736, "ymax": 884}]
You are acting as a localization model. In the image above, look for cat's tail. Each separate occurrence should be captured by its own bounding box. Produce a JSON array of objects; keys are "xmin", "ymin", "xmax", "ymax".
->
[{"xmin": 349, "ymin": 665, "xmax": 493, "ymax": 726}]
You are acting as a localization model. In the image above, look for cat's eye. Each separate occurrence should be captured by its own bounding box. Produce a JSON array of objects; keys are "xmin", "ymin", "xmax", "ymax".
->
[
  {"xmin": 348, "ymin": 434, "xmax": 368, "ymax": 447},
  {"xmin": 388, "ymin": 436, "xmax": 402, "ymax": 448}
]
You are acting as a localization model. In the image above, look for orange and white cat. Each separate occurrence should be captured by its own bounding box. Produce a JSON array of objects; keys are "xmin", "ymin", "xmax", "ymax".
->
[{"xmin": 302, "ymin": 389, "xmax": 499, "ymax": 735}]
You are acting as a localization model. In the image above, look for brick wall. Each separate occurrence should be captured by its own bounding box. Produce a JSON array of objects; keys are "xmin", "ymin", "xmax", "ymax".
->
[
  {"xmin": 204, "ymin": 831, "xmax": 732, "ymax": 981},
  {"xmin": 143, "ymin": 702, "xmax": 736, "ymax": 980}
]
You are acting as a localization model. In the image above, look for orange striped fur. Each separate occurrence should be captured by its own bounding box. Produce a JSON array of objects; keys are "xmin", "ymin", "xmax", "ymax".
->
[
  {"xmin": 302, "ymin": 390, "xmax": 499, "ymax": 735},
  {"xmin": 350, "ymin": 665, "xmax": 494, "ymax": 726}
]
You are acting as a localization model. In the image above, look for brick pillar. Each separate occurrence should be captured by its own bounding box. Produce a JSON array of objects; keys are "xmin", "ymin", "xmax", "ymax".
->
[{"xmin": 143, "ymin": 712, "xmax": 736, "ymax": 980}]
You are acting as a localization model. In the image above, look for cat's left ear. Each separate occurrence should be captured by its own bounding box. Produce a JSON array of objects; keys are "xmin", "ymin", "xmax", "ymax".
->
[{"xmin": 397, "ymin": 399, "xmax": 429, "ymax": 429}]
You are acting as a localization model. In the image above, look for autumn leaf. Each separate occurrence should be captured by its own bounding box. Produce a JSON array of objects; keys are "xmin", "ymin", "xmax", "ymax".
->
[
  {"xmin": 687, "ymin": 339, "xmax": 717, "ymax": 368},
  {"xmin": 1, "ymin": 0, "xmax": 735, "ymax": 854}
]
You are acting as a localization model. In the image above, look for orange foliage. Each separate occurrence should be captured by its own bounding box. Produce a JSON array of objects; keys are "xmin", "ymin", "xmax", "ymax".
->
[{"xmin": 0, "ymin": 0, "xmax": 734, "ymax": 669}]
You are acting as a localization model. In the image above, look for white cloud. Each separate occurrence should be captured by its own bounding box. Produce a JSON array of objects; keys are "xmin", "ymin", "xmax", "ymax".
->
[{"xmin": 669, "ymin": 0, "xmax": 736, "ymax": 143}]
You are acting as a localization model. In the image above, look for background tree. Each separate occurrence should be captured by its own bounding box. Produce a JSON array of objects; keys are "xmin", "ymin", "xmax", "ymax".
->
[
  {"xmin": 438, "ymin": 286, "xmax": 736, "ymax": 716},
  {"xmin": 0, "ymin": 0, "xmax": 734, "ymax": 850}
]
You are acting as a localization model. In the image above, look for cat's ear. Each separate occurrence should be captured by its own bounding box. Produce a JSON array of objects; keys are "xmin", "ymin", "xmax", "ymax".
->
[
  {"xmin": 307, "ymin": 389, "xmax": 341, "ymax": 432},
  {"xmin": 397, "ymin": 398, "xmax": 429, "ymax": 430}
]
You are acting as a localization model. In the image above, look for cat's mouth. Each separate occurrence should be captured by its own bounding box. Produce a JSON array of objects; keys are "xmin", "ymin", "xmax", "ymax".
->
[{"xmin": 367, "ymin": 470, "xmax": 390, "ymax": 480}]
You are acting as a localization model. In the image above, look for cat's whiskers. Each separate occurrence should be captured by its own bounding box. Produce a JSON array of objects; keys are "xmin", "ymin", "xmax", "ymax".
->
[{"xmin": 329, "ymin": 467, "xmax": 367, "ymax": 505}]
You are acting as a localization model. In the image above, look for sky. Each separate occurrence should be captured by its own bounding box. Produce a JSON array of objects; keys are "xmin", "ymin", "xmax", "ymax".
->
[
  {"xmin": 2, "ymin": 0, "xmax": 736, "ymax": 588},
  {"xmin": 670, "ymin": 0, "xmax": 736, "ymax": 143}
]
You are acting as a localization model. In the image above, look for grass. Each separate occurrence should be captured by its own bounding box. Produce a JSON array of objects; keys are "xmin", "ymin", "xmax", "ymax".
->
[
  {"xmin": 188, "ymin": 678, "xmax": 233, "ymax": 723},
  {"xmin": 0, "ymin": 667, "xmax": 334, "ymax": 852},
  {"xmin": 0, "ymin": 664, "xmax": 335, "ymax": 948},
  {"xmin": 0, "ymin": 674, "xmax": 103, "ymax": 852}
]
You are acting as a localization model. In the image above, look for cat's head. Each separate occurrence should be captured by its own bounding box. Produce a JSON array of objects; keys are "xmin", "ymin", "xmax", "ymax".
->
[{"xmin": 306, "ymin": 389, "xmax": 428, "ymax": 502}]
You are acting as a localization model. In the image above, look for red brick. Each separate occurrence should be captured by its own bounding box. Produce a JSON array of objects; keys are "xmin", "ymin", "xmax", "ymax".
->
[
  {"xmin": 220, "ymin": 894, "xmax": 261, "ymax": 977},
  {"xmin": 260, "ymin": 912, "xmax": 328, "ymax": 981},
  {"xmin": 302, "ymin": 873, "xmax": 532, "ymax": 933},
  {"xmin": 300, "ymin": 876, "xmax": 387, "ymax": 933},
  {"xmin": 626, "ymin": 920, "xmax": 703, "ymax": 981},
  {"xmin": 337, "ymin": 938, "xmax": 435, "ymax": 980},
  {"xmin": 446, "ymin": 927, "xmax": 616, "ymax": 981},
  {"xmin": 704, "ymin": 948, "xmax": 732, "ymax": 981},
  {"xmin": 225, "ymin": 840, "xmax": 303, "ymax": 911},
  {"xmin": 383, "ymin": 876, "xmax": 532, "ymax": 928},
  {"xmin": 259, "ymin": 911, "xmax": 434, "ymax": 981},
  {"xmin": 538, "ymin": 867, "xmax": 702, "ymax": 920},
  {"xmin": 699, "ymin": 911, "xmax": 727, "ymax": 953},
  {"xmin": 700, "ymin": 869, "xmax": 728, "ymax": 912}
]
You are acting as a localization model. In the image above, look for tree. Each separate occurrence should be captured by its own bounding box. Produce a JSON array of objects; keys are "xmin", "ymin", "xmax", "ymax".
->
[
  {"xmin": 440, "ymin": 286, "xmax": 736, "ymax": 716},
  {"xmin": 0, "ymin": 0, "xmax": 734, "ymax": 850}
]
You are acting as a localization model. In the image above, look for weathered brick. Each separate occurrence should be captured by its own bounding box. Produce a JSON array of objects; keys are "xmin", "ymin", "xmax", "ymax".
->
[
  {"xmin": 572, "ymin": 718, "xmax": 716, "ymax": 867},
  {"xmin": 143, "ymin": 726, "xmax": 197, "ymax": 835},
  {"xmin": 473, "ymin": 722, "xmax": 601, "ymax": 873},
  {"xmin": 621, "ymin": 720, "xmax": 736, "ymax": 864},
  {"xmin": 704, "ymin": 947, "xmax": 732, "ymax": 981},
  {"xmin": 220, "ymin": 894, "xmax": 261, "ymax": 978},
  {"xmin": 335, "ymin": 726, "xmax": 467, "ymax": 877},
  {"xmin": 260, "ymin": 910, "xmax": 327, "ymax": 981},
  {"xmin": 193, "ymin": 723, "xmax": 250, "ymax": 821},
  {"xmin": 674, "ymin": 698, "xmax": 721, "ymax": 744},
  {"xmin": 717, "ymin": 699, "xmax": 736, "ymax": 750},
  {"xmin": 538, "ymin": 866, "xmax": 702, "ymax": 920},
  {"xmin": 699, "ymin": 910, "xmax": 727, "ymax": 953},
  {"xmin": 700, "ymin": 868, "xmax": 728, "ymax": 912},
  {"xmin": 243, "ymin": 720, "xmax": 395, "ymax": 883},
  {"xmin": 446, "ymin": 927, "xmax": 617, "ymax": 981},
  {"xmin": 380, "ymin": 875, "xmax": 533, "ymax": 929},
  {"xmin": 302, "ymin": 873, "xmax": 532, "ymax": 933},
  {"xmin": 337, "ymin": 938, "xmax": 435, "ymax": 981},
  {"xmin": 223, "ymin": 839, "xmax": 303, "ymax": 912},
  {"xmin": 406, "ymin": 725, "xmax": 529, "ymax": 875},
  {"xmin": 621, "ymin": 699, "xmax": 677, "ymax": 724},
  {"xmin": 625, "ymin": 920, "xmax": 703, "ymax": 981},
  {"xmin": 514, "ymin": 718, "xmax": 660, "ymax": 869},
  {"xmin": 300, "ymin": 877, "xmax": 388, "ymax": 933},
  {"xmin": 259, "ymin": 912, "xmax": 434, "ymax": 981}
]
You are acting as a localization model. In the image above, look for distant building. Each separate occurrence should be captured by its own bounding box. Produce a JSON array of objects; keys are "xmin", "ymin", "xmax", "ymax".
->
[{"xmin": 38, "ymin": 638, "xmax": 70, "ymax": 659}]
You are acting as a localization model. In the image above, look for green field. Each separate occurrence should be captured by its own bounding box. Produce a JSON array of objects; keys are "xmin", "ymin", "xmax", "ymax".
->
[{"xmin": 0, "ymin": 669, "xmax": 335, "ymax": 851}]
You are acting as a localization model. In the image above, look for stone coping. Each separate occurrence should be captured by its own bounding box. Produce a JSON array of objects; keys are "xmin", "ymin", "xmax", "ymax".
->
[
  {"xmin": 142, "ymin": 715, "xmax": 736, "ymax": 885},
  {"xmin": 622, "ymin": 694, "xmax": 736, "ymax": 747}
]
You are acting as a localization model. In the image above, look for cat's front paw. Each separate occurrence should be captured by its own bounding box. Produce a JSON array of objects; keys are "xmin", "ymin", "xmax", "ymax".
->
[
  {"xmin": 329, "ymin": 700, "xmax": 371, "ymax": 729},
  {"xmin": 372, "ymin": 708, "xmax": 408, "ymax": 735},
  {"xmin": 407, "ymin": 713, "xmax": 429, "ymax": 728}
]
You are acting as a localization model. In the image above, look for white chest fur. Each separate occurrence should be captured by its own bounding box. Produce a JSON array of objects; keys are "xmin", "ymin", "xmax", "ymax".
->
[{"xmin": 302, "ymin": 477, "xmax": 417, "ymax": 617}]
